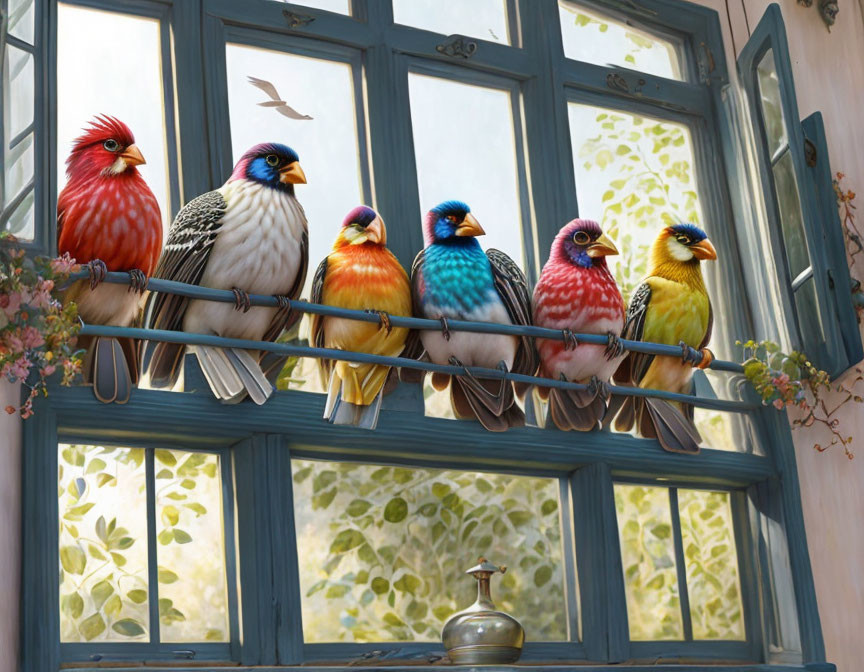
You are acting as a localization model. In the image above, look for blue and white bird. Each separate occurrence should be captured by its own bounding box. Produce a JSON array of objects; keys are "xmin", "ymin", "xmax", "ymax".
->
[
  {"xmin": 409, "ymin": 200, "xmax": 537, "ymax": 431},
  {"xmin": 144, "ymin": 142, "xmax": 308, "ymax": 404}
]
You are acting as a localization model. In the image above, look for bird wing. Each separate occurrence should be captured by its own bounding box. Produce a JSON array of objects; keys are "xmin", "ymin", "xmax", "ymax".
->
[
  {"xmin": 486, "ymin": 249, "xmax": 538, "ymax": 377},
  {"xmin": 274, "ymin": 105, "xmax": 314, "ymax": 121},
  {"xmin": 146, "ymin": 190, "xmax": 227, "ymax": 331},
  {"xmin": 308, "ymin": 255, "xmax": 331, "ymax": 384},
  {"xmin": 260, "ymin": 228, "xmax": 309, "ymax": 344},
  {"xmin": 699, "ymin": 300, "xmax": 713, "ymax": 351},
  {"xmin": 247, "ymin": 76, "xmax": 282, "ymax": 101},
  {"xmin": 396, "ymin": 248, "xmax": 427, "ymax": 382},
  {"xmin": 616, "ymin": 281, "xmax": 653, "ymax": 385}
]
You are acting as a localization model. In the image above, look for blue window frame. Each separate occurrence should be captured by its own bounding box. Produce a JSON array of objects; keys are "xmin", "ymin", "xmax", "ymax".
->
[
  {"xmin": 738, "ymin": 4, "xmax": 861, "ymax": 377},
  {"xmin": 16, "ymin": 1, "xmax": 840, "ymax": 671}
]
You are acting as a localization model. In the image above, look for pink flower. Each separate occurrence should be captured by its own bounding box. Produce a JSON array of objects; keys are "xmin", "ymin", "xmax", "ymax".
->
[
  {"xmin": 40, "ymin": 364, "xmax": 56, "ymax": 377},
  {"xmin": 5, "ymin": 355, "xmax": 31, "ymax": 381},
  {"xmin": 0, "ymin": 291, "xmax": 21, "ymax": 318},
  {"xmin": 21, "ymin": 326, "xmax": 44, "ymax": 349},
  {"xmin": 49, "ymin": 253, "xmax": 77, "ymax": 275},
  {"xmin": 773, "ymin": 398, "xmax": 785, "ymax": 410}
]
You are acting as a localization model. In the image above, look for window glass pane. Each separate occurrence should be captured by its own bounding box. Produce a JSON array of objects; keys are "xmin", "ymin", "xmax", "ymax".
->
[
  {"xmin": 58, "ymin": 444, "xmax": 149, "ymax": 642},
  {"xmin": 794, "ymin": 277, "xmax": 825, "ymax": 346},
  {"xmin": 226, "ymin": 44, "xmax": 365, "ymax": 394},
  {"xmin": 5, "ymin": 188, "xmax": 33, "ymax": 237},
  {"xmin": 678, "ymin": 490, "xmax": 745, "ymax": 640},
  {"xmin": 558, "ymin": 2, "xmax": 682, "ymax": 80},
  {"xmin": 409, "ymin": 73, "xmax": 525, "ymax": 265},
  {"xmin": 4, "ymin": 45, "xmax": 34, "ymax": 139},
  {"xmin": 278, "ymin": 0, "xmax": 350, "ymax": 15},
  {"xmin": 615, "ymin": 484, "xmax": 683, "ymax": 640},
  {"xmin": 394, "ymin": 0, "xmax": 510, "ymax": 44},
  {"xmin": 772, "ymin": 150, "xmax": 810, "ymax": 279},
  {"xmin": 8, "ymin": 0, "xmax": 36, "ymax": 43},
  {"xmin": 568, "ymin": 103, "xmax": 705, "ymax": 305},
  {"xmin": 56, "ymin": 4, "xmax": 171, "ymax": 229},
  {"xmin": 756, "ymin": 49, "xmax": 787, "ymax": 157},
  {"xmin": 293, "ymin": 460, "xmax": 567, "ymax": 642},
  {"xmin": 5, "ymin": 133, "xmax": 33, "ymax": 203},
  {"xmin": 155, "ymin": 450, "xmax": 229, "ymax": 642}
]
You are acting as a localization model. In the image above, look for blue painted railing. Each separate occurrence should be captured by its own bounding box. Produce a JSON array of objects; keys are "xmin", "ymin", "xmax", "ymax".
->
[{"xmin": 69, "ymin": 270, "xmax": 755, "ymax": 413}]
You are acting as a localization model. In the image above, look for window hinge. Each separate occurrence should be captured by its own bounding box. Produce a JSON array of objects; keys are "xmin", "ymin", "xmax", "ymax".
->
[
  {"xmin": 805, "ymin": 137, "xmax": 818, "ymax": 166},
  {"xmin": 173, "ymin": 649, "xmax": 196, "ymax": 659},
  {"xmin": 436, "ymin": 35, "xmax": 478, "ymax": 59},
  {"xmin": 282, "ymin": 9, "xmax": 315, "ymax": 29}
]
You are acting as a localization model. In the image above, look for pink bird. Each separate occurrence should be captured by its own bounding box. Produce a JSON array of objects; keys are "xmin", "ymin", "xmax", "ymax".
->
[{"xmin": 532, "ymin": 219, "xmax": 625, "ymax": 431}]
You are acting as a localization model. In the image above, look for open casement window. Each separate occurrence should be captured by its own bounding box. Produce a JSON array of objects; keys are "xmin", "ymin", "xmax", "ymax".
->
[
  {"xmin": 0, "ymin": 0, "xmax": 45, "ymax": 248},
  {"xmin": 738, "ymin": 3, "xmax": 862, "ymax": 377},
  {"xmin": 20, "ymin": 1, "xmax": 828, "ymax": 671}
]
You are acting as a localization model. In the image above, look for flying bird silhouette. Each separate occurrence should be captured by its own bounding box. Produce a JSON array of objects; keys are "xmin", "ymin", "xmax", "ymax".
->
[{"xmin": 247, "ymin": 76, "xmax": 313, "ymax": 120}]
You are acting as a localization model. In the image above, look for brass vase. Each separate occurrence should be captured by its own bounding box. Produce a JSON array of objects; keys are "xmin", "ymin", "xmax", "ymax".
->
[{"xmin": 441, "ymin": 558, "xmax": 525, "ymax": 664}]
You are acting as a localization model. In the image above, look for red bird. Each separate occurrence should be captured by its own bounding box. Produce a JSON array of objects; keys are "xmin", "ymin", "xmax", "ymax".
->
[
  {"xmin": 533, "ymin": 219, "xmax": 624, "ymax": 430},
  {"xmin": 57, "ymin": 115, "xmax": 162, "ymax": 403}
]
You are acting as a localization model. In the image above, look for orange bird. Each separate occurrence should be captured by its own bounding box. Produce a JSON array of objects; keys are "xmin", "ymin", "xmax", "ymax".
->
[
  {"xmin": 57, "ymin": 116, "xmax": 162, "ymax": 403},
  {"xmin": 309, "ymin": 206, "xmax": 412, "ymax": 429}
]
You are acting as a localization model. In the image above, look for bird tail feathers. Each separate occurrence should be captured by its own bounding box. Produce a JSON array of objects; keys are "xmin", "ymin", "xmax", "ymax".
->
[
  {"xmin": 86, "ymin": 336, "xmax": 136, "ymax": 404},
  {"xmin": 195, "ymin": 346, "xmax": 273, "ymax": 405},
  {"xmin": 450, "ymin": 375, "xmax": 524, "ymax": 432},
  {"xmin": 323, "ymin": 368, "xmax": 385, "ymax": 430},
  {"xmin": 612, "ymin": 394, "xmax": 701, "ymax": 453},
  {"xmin": 547, "ymin": 386, "xmax": 605, "ymax": 432}
]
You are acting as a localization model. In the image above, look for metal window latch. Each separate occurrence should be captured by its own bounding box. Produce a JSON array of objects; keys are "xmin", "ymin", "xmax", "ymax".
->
[
  {"xmin": 436, "ymin": 35, "xmax": 478, "ymax": 59},
  {"xmin": 173, "ymin": 649, "xmax": 196, "ymax": 659},
  {"xmin": 282, "ymin": 9, "xmax": 315, "ymax": 29}
]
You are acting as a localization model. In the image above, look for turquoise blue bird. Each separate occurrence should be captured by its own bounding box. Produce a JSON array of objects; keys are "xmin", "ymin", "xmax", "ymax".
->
[{"xmin": 409, "ymin": 201, "xmax": 537, "ymax": 431}]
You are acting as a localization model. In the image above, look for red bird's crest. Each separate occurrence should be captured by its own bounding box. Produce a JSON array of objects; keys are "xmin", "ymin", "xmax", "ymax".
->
[{"xmin": 72, "ymin": 114, "xmax": 135, "ymax": 150}]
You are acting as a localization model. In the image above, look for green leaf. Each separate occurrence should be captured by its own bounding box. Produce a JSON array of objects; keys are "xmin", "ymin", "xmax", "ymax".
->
[
  {"xmin": 293, "ymin": 466, "xmax": 312, "ymax": 483},
  {"xmin": 383, "ymin": 612, "xmax": 406, "ymax": 627},
  {"xmin": 172, "ymin": 529, "xmax": 193, "ymax": 544},
  {"xmin": 85, "ymin": 458, "xmax": 106, "ymax": 475},
  {"xmin": 393, "ymin": 573, "xmax": 421, "ymax": 594},
  {"xmin": 184, "ymin": 502, "xmax": 207, "ymax": 516},
  {"xmin": 60, "ymin": 545, "xmax": 86, "ymax": 575},
  {"xmin": 205, "ymin": 628, "xmax": 224, "ymax": 641},
  {"xmin": 602, "ymin": 190, "xmax": 615, "ymax": 202},
  {"xmin": 313, "ymin": 470, "xmax": 338, "ymax": 493},
  {"xmin": 79, "ymin": 613, "xmax": 106, "ymax": 641},
  {"xmin": 615, "ymin": 144, "xmax": 632, "ymax": 156},
  {"xmin": 155, "ymin": 468, "xmax": 173, "ymax": 479},
  {"xmin": 326, "ymin": 584, "xmax": 351, "ymax": 598},
  {"xmin": 165, "ymin": 492, "xmax": 187, "ymax": 501},
  {"xmin": 383, "ymin": 497, "xmax": 408, "ymax": 523},
  {"xmin": 95, "ymin": 516, "xmax": 107, "ymax": 543},
  {"xmin": 127, "ymin": 589, "xmax": 147, "ymax": 604},
  {"xmin": 646, "ymin": 574, "xmax": 665, "ymax": 590},
  {"xmin": 418, "ymin": 503, "xmax": 437, "ymax": 517},
  {"xmin": 329, "ymin": 529, "xmax": 365, "ymax": 554},
  {"xmin": 651, "ymin": 523, "xmax": 671, "ymax": 539},
  {"xmin": 371, "ymin": 577, "xmax": 390, "ymax": 595},
  {"xmin": 91, "ymin": 580, "xmax": 114, "ymax": 610},
  {"xmin": 158, "ymin": 566, "xmax": 179, "ymax": 584},
  {"xmin": 625, "ymin": 54, "xmax": 636, "ymax": 64},
  {"xmin": 180, "ymin": 479, "xmax": 196, "ymax": 490},
  {"xmin": 433, "ymin": 605, "xmax": 454, "ymax": 621},
  {"xmin": 110, "ymin": 552, "xmax": 127, "ymax": 567},
  {"xmin": 541, "ymin": 499, "xmax": 558, "ymax": 516},
  {"xmin": 507, "ymin": 511, "xmax": 533, "ymax": 527},
  {"xmin": 104, "ymin": 594, "xmax": 122, "ymax": 617},
  {"xmin": 461, "ymin": 520, "xmax": 478, "ymax": 542},
  {"xmin": 406, "ymin": 600, "xmax": 428, "ymax": 620},
  {"xmin": 475, "ymin": 478, "xmax": 492, "ymax": 493},
  {"xmin": 112, "ymin": 618, "xmax": 145, "ymax": 637},
  {"xmin": 112, "ymin": 537, "xmax": 135, "ymax": 550},
  {"xmin": 161, "ymin": 505, "xmax": 180, "ymax": 527},
  {"xmin": 431, "ymin": 482, "xmax": 451, "ymax": 499},
  {"xmin": 96, "ymin": 473, "xmax": 115, "ymax": 487},
  {"xmin": 534, "ymin": 565, "xmax": 553, "ymax": 587},
  {"xmin": 346, "ymin": 499, "xmax": 372, "ymax": 517},
  {"xmin": 355, "ymin": 569, "xmax": 369, "ymax": 584},
  {"xmin": 358, "ymin": 544, "xmax": 378, "ymax": 565},
  {"xmin": 306, "ymin": 580, "xmax": 327, "ymax": 597},
  {"xmin": 154, "ymin": 450, "xmax": 177, "ymax": 467},
  {"xmin": 312, "ymin": 488, "xmax": 337, "ymax": 510},
  {"xmin": 62, "ymin": 591, "xmax": 84, "ymax": 619}
]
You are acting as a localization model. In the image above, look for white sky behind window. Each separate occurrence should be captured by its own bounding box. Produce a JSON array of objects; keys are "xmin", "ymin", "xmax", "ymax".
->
[
  {"xmin": 280, "ymin": 0, "xmax": 350, "ymax": 15},
  {"xmin": 394, "ymin": 0, "xmax": 509, "ymax": 44},
  {"xmin": 56, "ymin": 4, "xmax": 171, "ymax": 230},
  {"xmin": 408, "ymin": 73, "xmax": 525, "ymax": 268},
  {"xmin": 558, "ymin": 1, "xmax": 682, "ymax": 80}
]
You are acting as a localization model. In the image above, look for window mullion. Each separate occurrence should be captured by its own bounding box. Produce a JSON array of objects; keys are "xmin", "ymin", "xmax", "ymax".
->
[
  {"xmin": 144, "ymin": 449, "xmax": 161, "ymax": 645},
  {"xmin": 570, "ymin": 463, "xmax": 629, "ymax": 663},
  {"xmin": 668, "ymin": 487, "xmax": 693, "ymax": 641}
]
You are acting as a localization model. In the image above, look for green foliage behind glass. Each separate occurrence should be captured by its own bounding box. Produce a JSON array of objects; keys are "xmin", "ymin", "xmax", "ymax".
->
[{"xmin": 293, "ymin": 460, "xmax": 567, "ymax": 643}]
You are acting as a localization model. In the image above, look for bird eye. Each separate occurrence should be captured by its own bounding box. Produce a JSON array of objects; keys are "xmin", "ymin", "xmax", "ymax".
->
[
  {"xmin": 446, "ymin": 215, "xmax": 458, "ymax": 223},
  {"xmin": 676, "ymin": 235, "xmax": 691, "ymax": 245},
  {"xmin": 102, "ymin": 139, "xmax": 119, "ymax": 152},
  {"xmin": 265, "ymin": 154, "xmax": 280, "ymax": 167},
  {"xmin": 573, "ymin": 231, "xmax": 591, "ymax": 245}
]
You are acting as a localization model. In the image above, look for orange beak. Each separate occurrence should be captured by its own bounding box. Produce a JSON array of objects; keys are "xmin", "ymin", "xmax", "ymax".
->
[
  {"xmin": 120, "ymin": 144, "xmax": 146, "ymax": 167},
  {"xmin": 280, "ymin": 160, "xmax": 307, "ymax": 185},
  {"xmin": 692, "ymin": 238, "xmax": 717, "ymax": 260},
  {"xmin": 364, "ymin": 215, "xmax": 386, "ymax": 245},
  {"xmin": 455, "ymin": 212, "xmax": 485, "ymax": 237}
]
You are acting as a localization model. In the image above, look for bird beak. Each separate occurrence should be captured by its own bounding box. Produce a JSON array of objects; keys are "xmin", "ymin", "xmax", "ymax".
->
[
  {"xmin": 692, "ymin": 238, "xmax": 717, "ymax": 260},
  {"xmin": 364, "ymin": 215, "xmax": 386, "ymax": 245},
  {"xmin": 455, "ymin": 212, "xmax": 485, "ymax": 237},
  {"xmin": 280, "ymin": 161, "xmax": 307, "ymax": 185},
  {"xmin": 120, "ymin": 144, "xmax": 146, "ymax": 167},
  {"xmin": 587, "ymin": 233, "xmax": 619, "ymax": 258}
]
